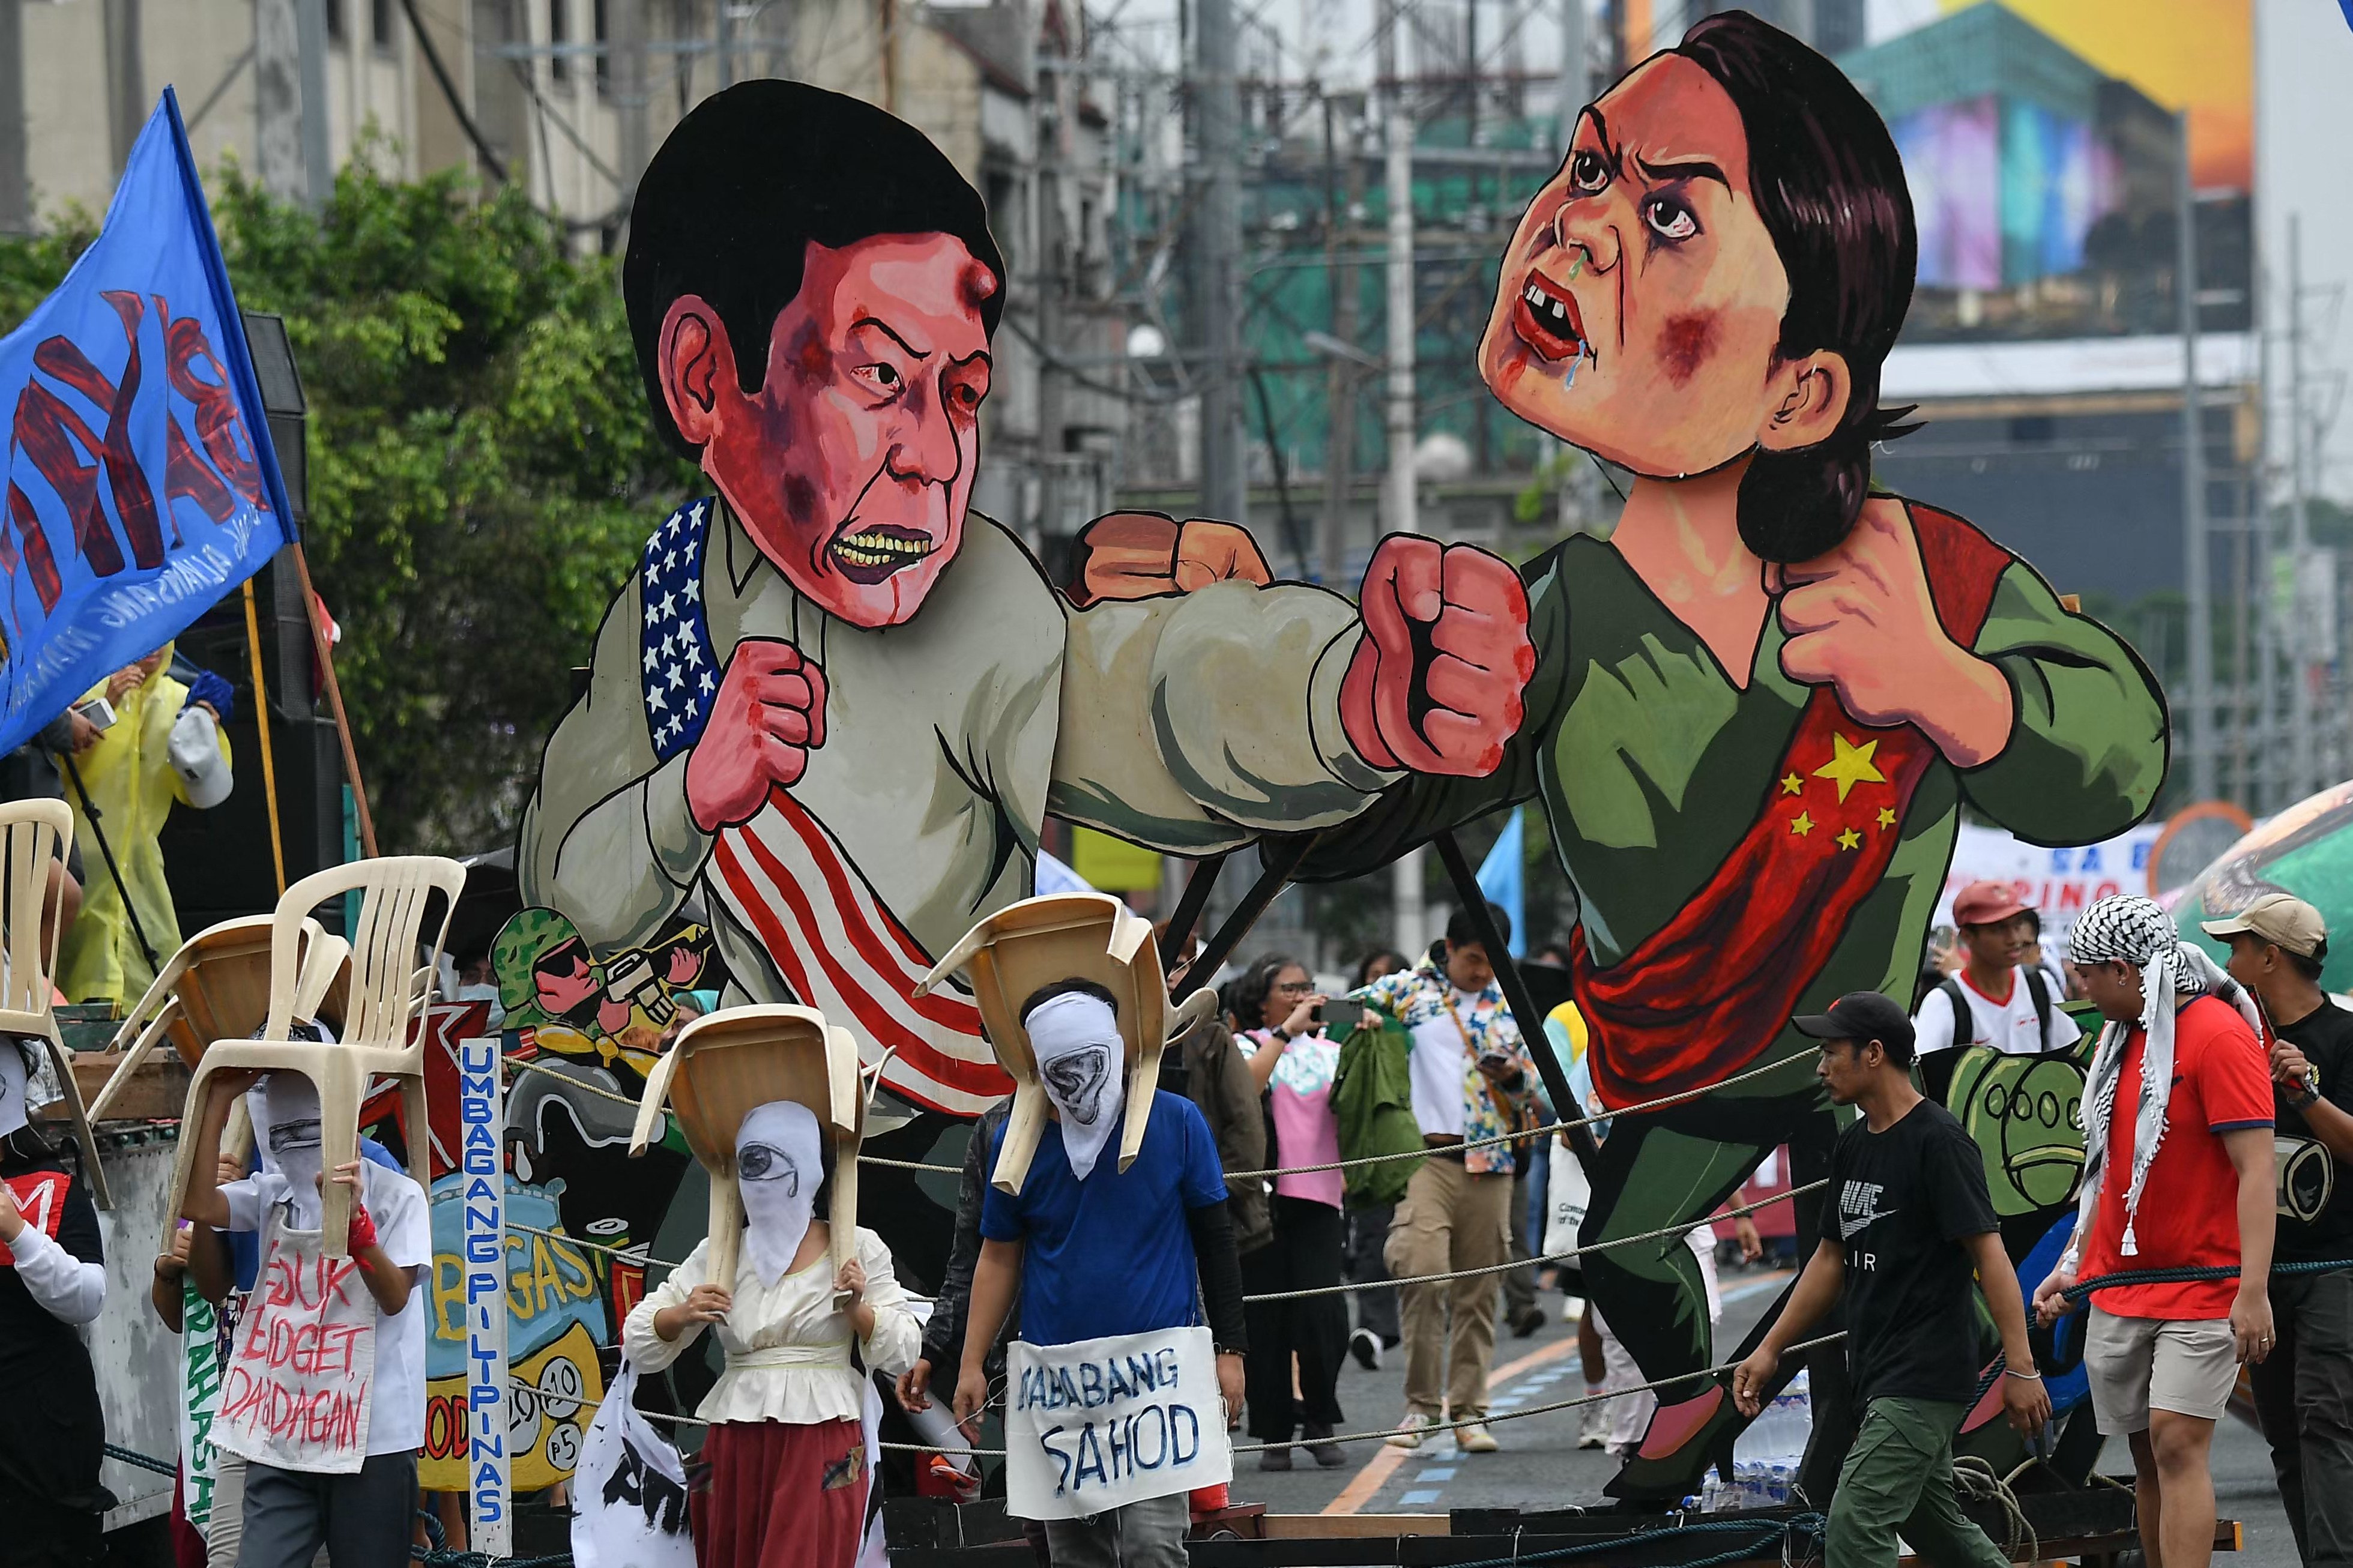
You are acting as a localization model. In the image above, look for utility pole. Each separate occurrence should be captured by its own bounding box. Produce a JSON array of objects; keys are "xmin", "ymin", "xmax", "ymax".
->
[
  {"xmin": 0, "ymin": 0, "xmax": 27, "ymax": 235},
  {"xmin": 253, "ymin": 0, "xmax": 328, "ymax": 206},
  {"xmin": 1318, "ymin": 95, "xmax": 1360, "ymax": 586},
  {"xmin": 296, "ymin": 0, "xmax": 327, "ymax": 202},
  {"xmin": 716, "ymin": 0, "xmax": 734, "ymax": 88},
  {"xmin": 1556, "ymin": 0, "xmax": 1583, "ymax": 146},
  {"xmin": 2288, "ymin": 212, "xmax": 2316, "ymax": 803},
  {"xmin": 101, "ymin": 0, "xmax": 142, "ymax": 178},
  {"xmin": 614, "ymin": 0, "xmax": 647, "ymax": 206},
  {"xmin": 2177, "ymin": 110, "xmax": 2216, "ymax": 801},
  {"xmin": 1038, "ymin": 44, "xmax": 1068, "ymax": 543},
  {"xmin": 1193, "ymin": 0, "xmax": 1248, "ymax": 528},
  {"xmin": 1382, "ymin": 0, "xmax": 1417, "ymax": 543}
]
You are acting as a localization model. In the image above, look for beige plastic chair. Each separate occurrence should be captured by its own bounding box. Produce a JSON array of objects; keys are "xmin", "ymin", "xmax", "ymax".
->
[
  {"xmin": 915, "ymin": 891, "xmax": 1215, "ymax": 1196},
  {"xmin": 86, "ymin": 914, "xmax": 352, "ymax": 1124},
  {"xmin": 0, "ymin": 799, "xmax": 110, "ymax": 1208},
  {"xmin": 169, "ymin": 856, "xmax": 466, "ymax": 1253},
  {"xmin": 629, "ymin": 1004, "xmax": 865, "ymax": 1300}
]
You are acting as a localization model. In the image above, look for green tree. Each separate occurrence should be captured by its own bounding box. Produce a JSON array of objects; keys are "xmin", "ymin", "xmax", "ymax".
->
[{"xmin": 1, "ymin": 152, "xmax": 692, "ymax": 852}]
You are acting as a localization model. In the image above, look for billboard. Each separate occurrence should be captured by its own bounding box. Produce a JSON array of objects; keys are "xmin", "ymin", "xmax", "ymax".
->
[{"xmin": 1836, "ymin": 0, "xmax": 2252, "ymax": 343}]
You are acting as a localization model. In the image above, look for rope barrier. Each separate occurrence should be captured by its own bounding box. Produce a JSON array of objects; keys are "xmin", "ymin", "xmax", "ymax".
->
[
  {"xmin": 510, "ymin": 1037, "xmax": 1825, "ymax": 1185},
  {"xmin": 1242, "ymin": 1183, "xmax": 1825, "ymax": 1302},
  {"xmin": 1439, "ymin": 1515, "xmax": 1829, "ymax": 1568},
  {"xmin": 103, "ymin": 1441, "xmax": 179, "ymax": 1477},
  {"xmin": 875, "ymin": 1331, "xmax": 1850, "ymax": 1458},
  {"xmin": 1951, "ymin": 1456, "xmax": 2035, "ymax": 1564}
]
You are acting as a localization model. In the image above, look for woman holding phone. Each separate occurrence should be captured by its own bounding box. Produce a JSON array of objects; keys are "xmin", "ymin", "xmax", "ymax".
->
[{"xmin": 1230, "ymin": 954, "xmax": 1351, "ymax": 1469}]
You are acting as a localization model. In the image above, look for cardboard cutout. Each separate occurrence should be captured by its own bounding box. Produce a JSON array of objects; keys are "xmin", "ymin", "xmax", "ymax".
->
[{"xmin": 516, "ymin": 79, "xmax": 1535, "ymax": 1136}]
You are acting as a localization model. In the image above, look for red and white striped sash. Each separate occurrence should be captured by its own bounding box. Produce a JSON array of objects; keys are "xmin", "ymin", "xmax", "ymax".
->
[{"xmin": 711, "ymin": 786, "xmax": 1013, "ymax": 1117}]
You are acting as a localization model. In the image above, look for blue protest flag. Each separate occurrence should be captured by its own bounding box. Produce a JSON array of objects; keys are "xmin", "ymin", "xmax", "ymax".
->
[
  {"xmin": 1475, "ymin": 806, "xmax": 1525, "ymax": 959},
  {"xmin": 0, "ymin": 87, "xmax": 297, "ymax": 758}
]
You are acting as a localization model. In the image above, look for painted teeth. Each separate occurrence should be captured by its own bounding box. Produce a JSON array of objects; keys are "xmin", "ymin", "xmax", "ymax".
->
[
  {"xmin": 1523, "ymin": 283, "xmax": 1574, "ymax": 333},
  {"xmin": 834, "ymin": 531, "xmax": 935, "ymax": 567}
]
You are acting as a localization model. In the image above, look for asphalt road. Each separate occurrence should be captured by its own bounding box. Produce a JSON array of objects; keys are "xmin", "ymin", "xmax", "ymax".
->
[{"xmin": 1219, "ymin": 1259, "xmax": 2301, "ymax": 1567}]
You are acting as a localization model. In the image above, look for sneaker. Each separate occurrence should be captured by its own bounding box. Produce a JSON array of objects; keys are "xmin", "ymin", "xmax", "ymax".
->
[
  {"xmin": 1457, "ymin": 1420, "xmax": 1500, "ymax": 1454},
  {"xmin": 1302, "ymin": 1422, "xmax": 1347, "ymax": 1468},
  {"xmin": 1385, "ymin": 1412, "xmax": 1438, "ymax": 1450},
  {"xmin": 1350, "ymin": 1327, "xmax": 1383, "ymax": 1371},
  {"xmin": 1509, "ymin": 1305, "xmax": 1547, "ymax": 1339},
  {"xmin": 1258, "ymin": 1444, "xmax": 1293, "ymax": 1471}
]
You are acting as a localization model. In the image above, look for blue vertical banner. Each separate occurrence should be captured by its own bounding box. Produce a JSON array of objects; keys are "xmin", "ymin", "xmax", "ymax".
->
[
  {"xmin": 0, "ymin": 88, "xmax": 296, "ymax": 755},
  {"xmin": 1475, "ymin": 807, "xmax": 1526, "ymax": 958},
  {"xmin": 459, "ymin": 1037, "xmax": 512, "ymax": 1558}
]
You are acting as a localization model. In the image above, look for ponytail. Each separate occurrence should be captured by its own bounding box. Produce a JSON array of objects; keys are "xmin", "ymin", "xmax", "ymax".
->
[{"xmin": 1738, "ymin": 400, "xmax": 1920, "ymax": 564}]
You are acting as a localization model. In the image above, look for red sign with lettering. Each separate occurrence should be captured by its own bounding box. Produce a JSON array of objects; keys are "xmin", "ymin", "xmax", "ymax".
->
[{"xmin": 0, "ymin": 1170, "xmax": 71, "ymax": 1265}]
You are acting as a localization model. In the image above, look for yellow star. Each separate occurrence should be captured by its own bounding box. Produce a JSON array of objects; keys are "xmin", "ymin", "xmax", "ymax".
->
[
  {"xmin": 1790, "ymin": 811, "xmax": 1814, "ymax": 837},
  {"xmin": 1876, "ymin": 806, "xmax": 1897, "ymax": 829},
  {"xmin": 1814, "ymin": 733, "xmax": 1889, "ymax": 803},
  {"xmin": 1837, "ymin": 828, "xmax": 1862, "ymax": 851},
  {"xmin": 1780, "ymin": 773, "xmax": 1804, "ymax": 796}
]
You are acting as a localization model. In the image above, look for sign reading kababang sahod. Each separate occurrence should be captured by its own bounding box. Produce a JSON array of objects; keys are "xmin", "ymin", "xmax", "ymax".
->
[
  {"xmin": 1003, "ymin": 1325, "xmax": 1230, "ymax": 1521},
  {"xmin": 0, "ymin": 86, "xmax": 295, "ymax": 755}
]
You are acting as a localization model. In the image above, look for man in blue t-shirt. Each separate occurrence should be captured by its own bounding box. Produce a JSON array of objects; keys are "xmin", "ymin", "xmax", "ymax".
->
[{"xmin": 956, "ymin": 977, "xmax": 1249, "ymax": 1567}]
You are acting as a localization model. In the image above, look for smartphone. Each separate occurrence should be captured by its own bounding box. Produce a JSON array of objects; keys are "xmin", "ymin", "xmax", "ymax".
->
[
  {"xmin": 1309, "ymin": 1001, "xmax": 1326, "ymax": 1027},
  {"xmin": 71, "ymin": 697, "xmax": 116, "ymax": 731}
]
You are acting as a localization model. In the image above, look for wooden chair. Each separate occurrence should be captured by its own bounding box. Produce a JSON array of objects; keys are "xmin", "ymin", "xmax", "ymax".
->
[
  {"xmin": 86, "ymin": 914, "xmax": 352, "ymax": 1124},
  {"xmin": 168, "ymin": 857, "xmax": 466, "ymax": 1253},
  {"xmin": 916, "ymin": 891, "xmax": 1215, "ymax": 1196},
  {"xmin": 0, "ymin": 800, "xmax": 111, "ymax": 1208},
  {"xmin": 629, "ymin": 1004, "xmax": 864, "ymax": 1299}
]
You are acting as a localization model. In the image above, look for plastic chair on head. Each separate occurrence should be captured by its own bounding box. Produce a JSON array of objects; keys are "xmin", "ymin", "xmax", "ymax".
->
[
  {"xmin": 629, "ymin": 1004, "xmax": 865, "ymax": 1301},
  {"xmin": 87, "ymin": 914, "xmax": 352, "ymax": 1124},
  {"xmin": 168, "ymin": 856, "xmax": 467, "ymax": 1254},
  {"xmin": 0, "ymin": 800, "xmax": 111, "ymax": 1208}
]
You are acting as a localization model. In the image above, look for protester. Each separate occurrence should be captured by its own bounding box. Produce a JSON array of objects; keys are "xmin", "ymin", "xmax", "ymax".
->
[
  {"xmin": 2035, "ymin": 896, "xmax": 2276, "ymax": 1568},
  {"xmin": 57, "ymin": 645, "xmax": 234, "ymax": 1007},
  {"xmin": 0, "ymin": 1039, "xmax": 110, "ymax": 1566},
  {"xmin": 1351, "ymin": 906, "xmax": 1538, "ymax": 1453},
  {"xmin": 1734, "ymin": 992, "xmax": 2048, "ymax": 1568},
  {"xmin": 2207, "ymin": 892, "xmax": 2353, "ymax": 1567},
  {"xmin": 152, "ymin": 1217, "xmax": 232, "ymax": 1568},
  {"xmin": 956, "ymin": 978, "xmax": 1249, "ymax": 1567},
  {"xmin": 1343, "ymin": 947, "xmax": 1410, "ymax": 1370},
  {"xmin": 181, "ymin": 1072, "xmax": 430, "ymax": 1568},
  {"xmin": 895, "ymin": 1091, "xmax": 1016, "ymax": 1505},
  {"xmin": 626, "ymin": 1099, "xmax": 920, "ymax": 1568},
  {"xmin": 1912, "ymin": 882, "xmax": 2080, "ymax": 1100},
  {"xmin": 0, "ymin": 703, "xmax": 97, "ymax": 961},
  {"xmin": 1230, "ymin": 954, "xmax": 1350, "ymax": 1470},
  {"xmin": 1161, "ymin": 920, "xmax": 1272, "ymax": 1259},
  {"xmin": 198, "ymin": 1070, "xmax": 405, "ymax": 1568}
]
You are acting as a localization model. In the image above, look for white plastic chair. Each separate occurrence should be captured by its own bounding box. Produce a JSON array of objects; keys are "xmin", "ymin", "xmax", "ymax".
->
[
  {"xmin": 169, "ymin": 856, "xmax": 466, "ymax": 1253},
  {"xmin": 86, "ymin": 914, "xmax": 351, "ymax": 1124},
  {"xmin": 629, "ymin": 1004, "xmax": 864, "ymax": 1300},
  {"xmin": 0, "ymin": 799, "xmax": 111, "ymax": 1208}
]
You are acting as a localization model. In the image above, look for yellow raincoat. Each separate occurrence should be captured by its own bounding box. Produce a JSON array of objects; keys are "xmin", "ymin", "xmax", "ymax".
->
[{"xmin": 56, "ymin": 647, "xmax": 232, "ymax": 1007}]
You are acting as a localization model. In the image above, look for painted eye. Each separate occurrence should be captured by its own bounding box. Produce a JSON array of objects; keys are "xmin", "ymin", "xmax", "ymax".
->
[
  {"xmin": 1568, "ymin": 148, "xmax": 1608, "ymax": 195},
  {"xmin": 1643, "ymin": 196, "xmax": 1699, "ymax": 243},
  {"xmin": 739, "ymin": 1143, "xmax": 799, "ymax": 1192},
  {"xmin": 851, "ymin": 363, "xmax": 905, "ymax": 397}
]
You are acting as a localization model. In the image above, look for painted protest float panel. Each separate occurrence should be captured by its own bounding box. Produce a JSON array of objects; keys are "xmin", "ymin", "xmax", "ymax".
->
[{"xmin": 492, "ymin": 8, "xmax": 2188, "ymax": 1507}]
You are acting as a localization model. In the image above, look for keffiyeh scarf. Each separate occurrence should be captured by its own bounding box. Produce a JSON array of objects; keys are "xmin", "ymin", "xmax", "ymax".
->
[{"xmin": 2068, "ymin": 895, "xmax": 2262, "ymax": 1259}]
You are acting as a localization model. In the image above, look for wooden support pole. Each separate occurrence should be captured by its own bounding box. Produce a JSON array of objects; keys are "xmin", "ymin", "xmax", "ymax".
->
[
  {"xmin": 240, "ymin": 579, "xmax": 286, "ymax": 896},
  {"xmin": 289, "ymin": 544, "xmax": 378, "ymax": 859}
]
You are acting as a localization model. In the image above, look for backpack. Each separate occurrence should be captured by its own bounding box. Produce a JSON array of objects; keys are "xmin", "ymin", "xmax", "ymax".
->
[{"xmin": 1938, "ymin": 967, "xmax": 2056, "ymax": 1051}]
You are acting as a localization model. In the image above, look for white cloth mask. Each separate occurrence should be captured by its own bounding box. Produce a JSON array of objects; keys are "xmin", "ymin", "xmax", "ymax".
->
[
  {"xmin": 0, "ymin": 1042, "xmax": 28, "ymax": 1141},
  {"xmin": 264, "ymin": 1073, "xmax": 327, "ymax": 1228},
  {"xmin": 1025, "ymin": 992, "xmax": 1124, "ymax": 1181},
  {"xmin": 737, "ymin": 1100, "xmax": 823, "ymax": 1286}
]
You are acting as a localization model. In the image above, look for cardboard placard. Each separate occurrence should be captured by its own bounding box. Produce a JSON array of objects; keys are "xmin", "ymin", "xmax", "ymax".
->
[
  {"xmin": 180, "ymin": 1278, "xmax": 225, "ymax": 1537},
  {"xmin": 1003, "ymin": 1325, "xmax": 1230, "ymax": 1521},
  {"xmin": 214, "ymin": 1228, "xmax": 377, "ymax": 1474}
]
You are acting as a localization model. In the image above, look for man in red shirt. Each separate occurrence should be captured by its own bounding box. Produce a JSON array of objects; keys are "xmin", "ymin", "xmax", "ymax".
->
[{"xmin": 2035, "ymin": 895, "xmax": 2276, "ymax": 1568}]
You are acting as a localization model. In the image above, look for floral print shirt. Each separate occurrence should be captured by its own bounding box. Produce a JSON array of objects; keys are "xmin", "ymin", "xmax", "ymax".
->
[{"xmin": 1349, "ymin": 962, "xmax": 1535, "ymax": 1175}]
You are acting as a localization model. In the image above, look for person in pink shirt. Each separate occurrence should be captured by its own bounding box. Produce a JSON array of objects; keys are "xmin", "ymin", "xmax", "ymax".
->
[{"xmin": 1230, "ymin": 955, "xmax": 1352, "ymax": 1470}]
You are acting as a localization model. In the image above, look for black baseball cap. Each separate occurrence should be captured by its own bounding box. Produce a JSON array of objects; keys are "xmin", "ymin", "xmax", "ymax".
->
[{"xmin": 1792, "ymin": 992, "xmax": 1915, "ymax": 1061}]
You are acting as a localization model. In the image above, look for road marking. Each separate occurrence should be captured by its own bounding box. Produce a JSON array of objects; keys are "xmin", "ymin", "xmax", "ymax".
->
[
  {"xmin": 1416, "ymin": 1467, "xmax": 1458, "ymax": 1480},
  {"xmin": 1323, "ymin": 1331, "xmax": 1588, "ymax": 1515},
  {"xmin": 1398, "ymin": 1489, "xmax": 1443, "ymax": 1504}
]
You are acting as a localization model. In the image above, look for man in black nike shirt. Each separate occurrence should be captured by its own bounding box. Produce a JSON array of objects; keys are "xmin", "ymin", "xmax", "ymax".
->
[
  {"xmin": 1734, "ymin": 992, "xmax": 2049, "ymax": 1568},
  {"xmin": 2211, "ymin": 892, "xmax": 2353, "ymax": 1568}
]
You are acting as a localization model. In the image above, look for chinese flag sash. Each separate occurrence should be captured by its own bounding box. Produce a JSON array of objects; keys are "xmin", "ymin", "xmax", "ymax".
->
[{"xmin": 1570, "ymin": 502, "xmax": 2014, "ymax": 1112}]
